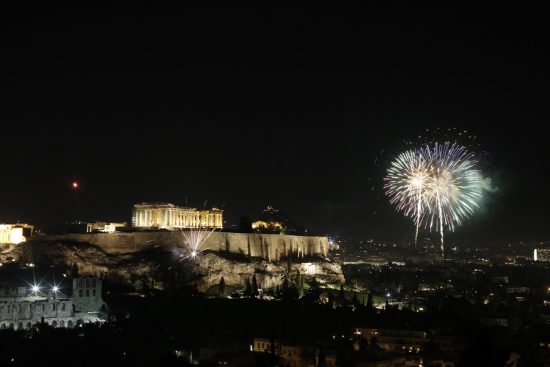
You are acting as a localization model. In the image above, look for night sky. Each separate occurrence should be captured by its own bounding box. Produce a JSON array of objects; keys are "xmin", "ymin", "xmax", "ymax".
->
[{"xmin": 1, "ymin": 3, "xmax": 548, "ymax": 243}]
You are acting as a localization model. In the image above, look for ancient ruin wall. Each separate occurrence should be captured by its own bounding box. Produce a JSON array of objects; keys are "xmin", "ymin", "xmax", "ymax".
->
[{"xmin": 43, "ymin": 231, "xmax": 328, "ymax": 261}]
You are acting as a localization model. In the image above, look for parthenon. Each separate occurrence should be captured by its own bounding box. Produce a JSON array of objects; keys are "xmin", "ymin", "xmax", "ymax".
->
[{"xmin": 131, "ymin": 203, "xmax": 223, "ymax": 230}]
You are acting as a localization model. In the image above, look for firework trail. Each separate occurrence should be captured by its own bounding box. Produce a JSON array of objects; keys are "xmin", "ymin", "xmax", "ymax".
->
[
  {"xmin": 385, "ymin": 142, "xmax": 484, "ymax": 255},
  {"xmin": 177, "ymin": 227, "xmax": 217, "ymax": 262}
]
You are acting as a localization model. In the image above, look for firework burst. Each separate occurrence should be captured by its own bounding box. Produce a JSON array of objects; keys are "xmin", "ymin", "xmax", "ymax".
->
[
  {"xmin": 385, "ymin": 142, "xmax": 484, "ymax": 255},
  {"xmin": 177, "ymin": 227, "xmax": 217, "ymax": 262}
]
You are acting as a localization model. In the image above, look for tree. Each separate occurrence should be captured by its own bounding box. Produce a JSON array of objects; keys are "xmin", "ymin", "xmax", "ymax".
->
[
  {"xmin": 359, "ymin": 337, "xmax": 368, "ymax": 352},
  {"xmin": 70, "ymin": 262, "xmax": 79, "ymax": 277},
  {"xmin": 281, "ymin": 275, "xmax": 298, "ymax": 301},
  {"xmin": 352, "ymin": 292, "xmax": 359, "ymax": 307},
  {"xmin": 244, "ymin": 277, "xmax": 252, "ymax": 297},
  {"xmin": 287, "ymin": 253, "xmax": 292, "ymax": 273},
  {"xmin": 137, "ymin": 275, "xmax": 150, "ymax": 296},
  {"xmin": 295, "ymin": 270, "xmax": 303, "ymax": 298},
  {"xmin": 282, "ymin": 275, "xmax": 289, "ymax": 294},
  {"xmin": 275, "ymin": 285, "xmax": 282, "ymax": 299},
  {"xmin": 285, "ymin": 284, "xmax": 299, "ymax": 301},
  {"xmin": 252, "ymin": 275, "xmax": 259, "ymax": 297},
  {"xmin": 338, "ymin": 284, "xmax": 346, "ymax": 306},
  {"xmin": 219, "ymin": 277, "xmax": 226, "ymax": 297},
  {"xmin": 307, "ymin": 277, "xmax": 321, "ymax": 303},
  {"xmin": 367, "ymin": 292, "xmax": 373, "ymax": 311},
  {"xmin": 328, "ymin": 293, "xmax": 334, "ymax": 308}
]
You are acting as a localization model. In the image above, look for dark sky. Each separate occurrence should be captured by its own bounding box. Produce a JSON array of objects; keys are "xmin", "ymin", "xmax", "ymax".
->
[{"xmin": 0, "ymin": 3, "xmax": 548, "ymax": 243}]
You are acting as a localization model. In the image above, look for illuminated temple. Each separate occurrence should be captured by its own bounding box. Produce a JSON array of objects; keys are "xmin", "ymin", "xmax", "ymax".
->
[
  {"xmin": 0, "ymin": 223, "xmax": 34, "ymax": 244},
  {"xmin": 131, "ymin": 203, "xmax": 223, "ymax": 230}
]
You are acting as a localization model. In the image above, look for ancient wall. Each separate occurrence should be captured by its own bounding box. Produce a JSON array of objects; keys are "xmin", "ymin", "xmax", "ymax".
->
[
  {"xmin": 71, "ymin": 277, "xmax": 106, "ymax": 313},
  {"xmin": 43, "ymin": 231, "xmax": 329, "ymax": 261}
]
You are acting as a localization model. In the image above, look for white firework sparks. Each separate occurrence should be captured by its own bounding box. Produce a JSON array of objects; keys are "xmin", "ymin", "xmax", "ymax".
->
[
  {"xmin": 385, "ymin": 142, "xmax": 485, "ymax": 255},
  {"xmin": 177, "ymin": 227, "xmax": 217, "ymax": 261}
]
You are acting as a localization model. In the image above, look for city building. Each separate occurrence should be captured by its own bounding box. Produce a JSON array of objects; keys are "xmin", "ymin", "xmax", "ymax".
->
[
  {"xmin": 534, "ymin": 248, "xmax": 550, "ymax": 262},
  {"xmin": 132, "ymin": 203, "xmax": 223, "ymax": 230},
  {"xmin": 252, "ymin": 337, "xmax": 319, "ymax": 367},
  {"xmin": 0, "ymin": 223, "xmax": 34, "ymax": 244},
  {"xmin": 0, "ymin": 276, "xmax": 107, "ymax": 330},
  {"xmin": 355, "ymin": 328, "xmax": 427, "ymax": 353},
  {"xmin": 280, "ymin": 343, "xmax": 312, "ymax": 367},
  {"xmin": 0, "ymin": 296, "xmax": 75, "ymax": 330},
  {"xmin": 253, "ymin": 338, "xmax": 278, "ymax": 353},
  {"xmin": 86, "ymin": 221, "xmax": 127, "ymax": 233}
]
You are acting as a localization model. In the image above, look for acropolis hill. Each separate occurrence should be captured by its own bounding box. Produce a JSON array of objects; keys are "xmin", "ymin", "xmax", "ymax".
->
[
  {"xmin": 1, "ymin": 204, "xmax": 344, "ymax": 292},
  {"xmin": 5, "ymin": 231, "xmax": 343, "ymax": 293}
]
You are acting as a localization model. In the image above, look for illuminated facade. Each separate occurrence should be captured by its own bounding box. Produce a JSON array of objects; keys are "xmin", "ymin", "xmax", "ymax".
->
[
  {"xmin": 250, "ymin": 206, "xmax": 300, "ymax": 234},
  {"xmin": 0, "ymin": 276, "xmax": 106, "ymax": 330},
  {"xmin": 0, "ymin": 224, "xmax": 34, "ymax": 244},
  {"xmin": 86, "ymin": 222, "xmax": 127, "ymax": 233},
  {"xmin": 132, "ymin": 203, "xmax": 223, "ymax": 230},
  {"xmin": 535, "ymin": 248, "xmax": 550, "ymax": 262},
  {"xmin": 355, "ymin": 328, "xmax": 426, "ymax": 353},
  {"xmin": 251, "ymin": 220, "xmax": 283, "ymax": 231},
  {"xmin": 253, "ymin": 338, "xmax": 336, "ymax": 367},
  {"xmin": 0, "ymin": 297, "xmax": 75, "ymax": 330}
]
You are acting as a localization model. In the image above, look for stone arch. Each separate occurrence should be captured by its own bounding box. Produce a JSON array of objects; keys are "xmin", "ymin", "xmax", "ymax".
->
[
  {"xmin": 17, "ymin": 322, "xmax": 23, "ymax": 330},
  {"xmin": 52, "ymin": 320, "xmax": 58, "ymax": 328},
  {"xmin": 60, "ymin": 320, "xmax": 65, "ymax": 328},
  {"xmin": 67, "ymin": 320, "xmax": 74, "ymax": 328},
  {"xmin": 9, "ymin": 323, "xmax": 14, "ymax": 329},
  {"xmin": 26, "ymin": 322, "xmax": 32, "ymax": 330},
  {"xmin": 0, "ymin": 323, "xmax": 6, "ymax": 330}
]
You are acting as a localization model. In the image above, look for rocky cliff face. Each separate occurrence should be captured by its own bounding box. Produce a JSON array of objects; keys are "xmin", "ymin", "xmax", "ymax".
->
[
  {"xmin": 192, "ymin": 252, "xmax": 344, "ymax": 292},
  {"xmin": 2, "ymin": 239, "xmax": 344, "ymax": 293}
]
